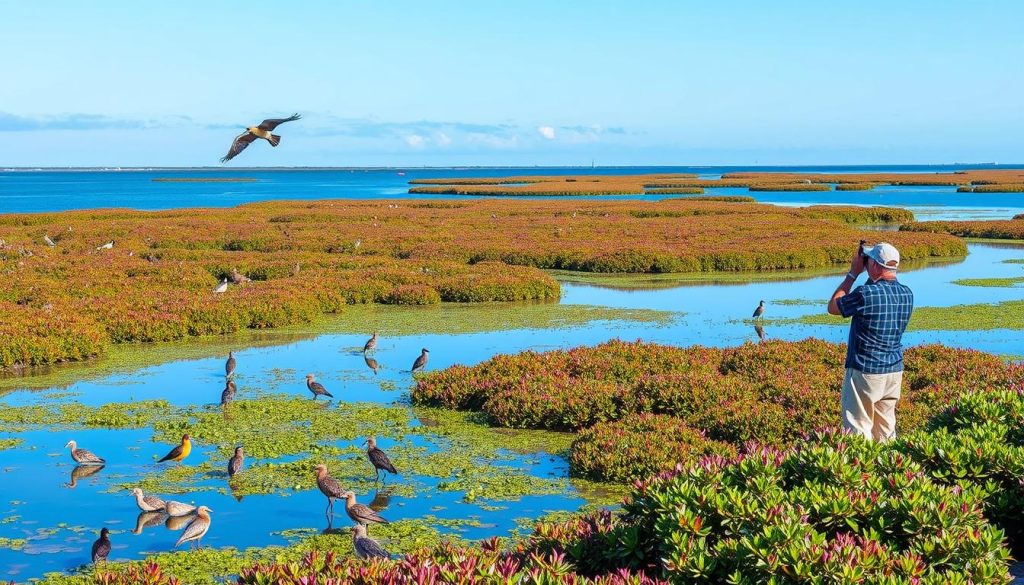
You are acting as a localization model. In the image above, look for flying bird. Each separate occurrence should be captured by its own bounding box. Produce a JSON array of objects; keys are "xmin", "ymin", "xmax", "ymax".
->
[{"xmin": 220, "ymin": 114, "xmax": 301, "ymax": 163}]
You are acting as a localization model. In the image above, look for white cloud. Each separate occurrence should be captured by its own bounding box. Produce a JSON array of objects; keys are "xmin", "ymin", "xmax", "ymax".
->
[
  {"xmin": 436, "ymin": 131, "xmax": 452, "ymax": 146},
  {"xmin": 538, "ymin": 126, "xmax": 556, "ymax": 140},
  {"xmin": 404, "ymin": 134, "xmax": 426, "ymax": 148}
]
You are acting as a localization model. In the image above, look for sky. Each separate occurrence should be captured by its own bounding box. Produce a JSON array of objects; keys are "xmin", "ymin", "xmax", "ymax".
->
[{"xmin": 0, "ymin": 1, "xmax": 1021, "ymax": 167}]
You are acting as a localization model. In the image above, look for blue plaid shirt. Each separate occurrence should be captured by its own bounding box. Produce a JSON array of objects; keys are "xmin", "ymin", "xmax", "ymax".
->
[{"xmin": 836, "ymin": 278, "xmax": 914, "ymax": 374}]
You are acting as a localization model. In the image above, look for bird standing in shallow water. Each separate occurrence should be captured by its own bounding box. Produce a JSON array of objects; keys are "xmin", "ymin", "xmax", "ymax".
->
[
  {"xmin": 64, "ymin": 440, "xmax": 105, "ymax": 465},
  {"xmin": 228, "ymin": 446, "xmax": 244, "ymax": 477},
  {"xmin": 305, "ymin": 374, "xmax": 333, "ymax": 399},
  {"xmin": 221, "ymin": 114, "xmax": 301, "ymax": 163},
  {"xmin": 130, "ymin": 488, "xmax": 166, "ymax": 512},
  {"xmin": 225, "ymin": 351, "xmax": 236, "ymax": 378},
  {"xmin": 91, "ymin": 527, "xmax": 111, "ymax": 563},
  {"xmin": 752, "ymin": 300, "xmax": 766, "ymax": 320},
  {"xmin": 411, "ymin": 348, "xmax": 429, "ymax": 373},
  {"xmin": 175, "ymin": 506, "xmax": 212, "ymax": 548},
  {"xmin": 158, "ymin": 434, "xmax": 192, "ymax": 464},
  {"xmin": 344, "ymin": 491, "xmax": 389, "ymax": 525},
  {"xmin": 363, "ymin": 332, "xmax": 378, "ymax": 352},
  {"xmin": 352, "ymin": 524, "xmax": 390, "ymax": 559},
  {"xmin": 220, "ymin": 379, "xmax": 236, "ymax": 406},
  {"xmin": 364, "ymin": 437, "xmax": 398, "ymax": 482},
  {"xmin": 314, "ymin": 464, "xmax": 344, "ymax": 516}
]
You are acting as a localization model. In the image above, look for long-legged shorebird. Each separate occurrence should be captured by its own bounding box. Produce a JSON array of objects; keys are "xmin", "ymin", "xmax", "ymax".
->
[
  {"xmin": 130, "ymin": 488, "xmax": 166, "ymax": 512},
  {"xmin": 220, "ymin": 379, "xmax": 236, "ymax": 406},
  {"xmin": 314, "ymin": 464, "xmax": 344, "ymax": 516},
  {"xmin": 225, "ymin": 351, "xmax": 236, "ymax": 377},
  {"xmin": 411, "ymin": 348, "xmax": 429, "ymax": 373},
  {"xmin": 352, "ymin": 524, "xmax": 390, "ymax": 560},
  {"xmin": 158, "ymin": 434, "xmax": 192, "ymax": 464},
  {"xmin": 165, "ymin": 500, "xmax": 197, "ymax": 517},
  {"xmin": 228, "ymin": 446, "xmax": 244, "ymax": 477},
  {"xmin": 343, "ymin": 491, "xmax": 389, "ymax": 525},
  {"xmin": 363, "ymin": 332, "xmax": 378, "ymax": 353},
  {"xmin": 64, "ymin": 440, "xmax": 105, "ymax": 465},
  {"xmin": 752, "ymin": 300, "xmax": 766, "ymax": 320},
  {"xmin": 364, "ymin": 437, "xmax": 398, "ymax": 482},
  {"xmin": 175, "ymin": 506, "xmax": 212, "ymax": 548},
  {"xmin": 305, "ymin": 374, "xmax": 333, "ymax": 400},
  {"xmin": 91, "ymin": 527, "xmax": 111, "ymax": 563}
]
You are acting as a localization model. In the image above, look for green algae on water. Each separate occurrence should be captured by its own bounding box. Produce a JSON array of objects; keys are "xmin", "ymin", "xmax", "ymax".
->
[
  {"xmin": 778, "ymin": 300, "xmax": 1024, "ymax": 331},
  {"xmin": 953, "ymin": 276, "xmax": 1024, "ymax": 288},
  {"xmin": 0, "ymin": 437, "xmax": 22, "ymax": 451}
]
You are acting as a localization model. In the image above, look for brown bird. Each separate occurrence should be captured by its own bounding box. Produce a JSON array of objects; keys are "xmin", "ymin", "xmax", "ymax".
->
[
  {"xmin": 158, "ymin": 434, "xmax": 192, "ymax": 463},
  {"xmin": 132, "ymin": 511, "xmax": 166, "ymax": 535},
  {"xmin": 344, "ymin": 491, "xmax": 389, "ymax": 525},
  {"xmin": 91, "ymin": 527, "xmax": 111, "ymax": 563},
  {"xmin": 165, "ymin": 511, "xmax": 196, "ymax": 530},
  {"xmin": 221, "ymin": 114, "xmax": 301, "ymax": 162},
  {"xmin": 314, "ymin": 464, "xmax": 345, "ymax": 515},
  {"xmin": 363, "ymin": 332, "xmax": 378, "ymax": 352},
  {"xmin": 352, "ymin": 524, "xmax": 390, "ymax": 560},
  {"xmin": 411, "ymin": 348, "xmax": 429, "ymax": 373},
  {"xmin": 228, "ymin": 446, "xmax": 244, "ymax": 477},
  {"xmin": 175, "ymin": 506, "xmax": 212, "ymax": 548},
  {"xmin": 66, "ymin": 464, "xmax": 104, "ymax": 488},
  {"xmin": 130, "ymin": 488, "xmax": 166, "ymax": 512},
  {"xmin": 64, "ymin": 440, "xmax": 105, "ymax": 465},
  {"xmin": 364, "ymin": 437, "xmax": 398, "ymax": 482},
  {"xmin": 229, "ymin": 268, "xmax": 251, "ymax": 284},
  {"xmin": 305, "ymin": 374, "xmax": 333, "ymax": 399},
  {"xmin": 364, "ymin": 354, "xmax": 380, "ymax": 375},
  {"xmin": 225, "ymin": 351, "xmax": 236, "ymax": 377},
  {"xmin": 368, "ymin": 486, "xmax": 394, "ymax": 513},
  {"xmin": 221, "ymin": 379, "xmax": 237, "ymax": 406},
  {"xmin": 164, "ymin": 500, "xmax": 197, "ymax": 517}
]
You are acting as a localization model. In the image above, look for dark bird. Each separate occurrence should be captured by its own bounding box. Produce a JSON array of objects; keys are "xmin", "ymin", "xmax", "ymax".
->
[
  {"xmin": 66, "ymin": 464, "xmax": 104, "ymax": 488},
  {"xmin": 64, "ymin": 440, "xmax": 105, "ymax": 465},
  {"xmin": 344, "ymin": 491, "xmax": 389, "ymax": 525},
  {"xmin": 91, "ymin": 527, "xmax": 111, "ymax": 563},
  {"xmin": 364, "ymin": 354, "xmax": 380, "ymax": 375},
  {"xmin": 411, "ymin": 348, "xmax": 429, "ymax": 373},
  {"xmin": 363, "ymin": 332, "xmax": 378, "ymax": 353},
  {"xmin": 752, "ymin": 300, "xmax": 766, "ymax": 320},
  {"xmin": 221, "ymin": 114, "xmax": 301, "ymax": 163},
  {"xmin": 364, "ymin": 436, "xmax": 398, "ymax": 482},
  {"xmin": 352, "ymin": 524, "xmax": 390, "ymax": 560},
  {"xmin": 158, "ymin": 434, "xmax": 192, "ymax": 463},
  {"xmin": 130, "ymin": 488, "xmax": 166, "ymax": 512},
  {"xmin": 225, "ymin": 351, "xmax": 236, "ymax": 378},
  {"xmin": 175, "ymin": 506, "xmax": 212, "ymax": 548},
  {"xmin": 220, "ymin": 379, "xmax": 237, "ymax": 406},
  {"xmin": 305, "ymin": 374, "xmax": 333, "ymax": 399},
  {"xmin": 228, "ymin": 446, "xmax": 244, "ymax": 477},
  {"xmin": 315, "ymin": 464, "xmax": 345, "ymax": 516}
]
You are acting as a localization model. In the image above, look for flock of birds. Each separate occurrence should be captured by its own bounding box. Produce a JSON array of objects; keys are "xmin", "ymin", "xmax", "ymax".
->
[{"xmin": 64, "ymin": 332, "xmax": 417, "ymax": 565}]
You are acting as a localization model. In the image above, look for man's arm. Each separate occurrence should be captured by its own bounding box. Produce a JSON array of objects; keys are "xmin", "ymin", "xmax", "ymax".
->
[{"xmin": 828, "ymin": 251, "xmax": 866, "ymax": 316}]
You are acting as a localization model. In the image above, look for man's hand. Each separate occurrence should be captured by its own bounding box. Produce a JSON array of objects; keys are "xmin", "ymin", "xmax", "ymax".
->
[{"xmin": 850, "ymin": 249, "xmax": 866, "ymax": 277}]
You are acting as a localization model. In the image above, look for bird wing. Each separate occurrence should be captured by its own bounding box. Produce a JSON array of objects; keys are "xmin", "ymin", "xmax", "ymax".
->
[
  {"xmin": 221, "ymin": 131, "xmax": 258, "ymax": 163},
  {"xmin": 257, "ymin": 113, "xmax": 301, "ymax": 131},
  {"xmin": 351, "ymin": 503, "xmax": 388, "ymax": 524},
  {"xmin": 159, "ymin": 444, "xmax": 184, "ymax": 462},
  {"xmin": 310, "ymin": 381, "xmax": 332, "ymax": 396},
  {"xmin": 144, "ymin": 495, "xmax": 165, "ymax": 509},
  {"xmin": 75, "ymin": 448, "xmax": 105, "ymax": 464},
  {"xmin": 369, "ymin": 448, "xmax": 398, "ymax": 474},
  {"xmin": 318, "ymin": 475, "xmax": 344, "ymax": 498},
  {"xmin": 91, "ymin": 538, "xmax": 110, "ymax": 561},
  {"xmin": 176, "ymin": 516, "xmax": 209, "ymax": 545},
  {"xmin": 228, "ymin": 456, "xmax": 243, "ymax": 476},
  {"xmin": 355, "ymin": 535, "xmax": 390, "ymax": 559}
]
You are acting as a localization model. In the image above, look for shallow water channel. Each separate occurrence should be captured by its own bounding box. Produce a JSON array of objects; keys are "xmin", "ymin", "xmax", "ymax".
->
[{"xmin": 0, "ymin": 241, "xmax": 1021, "ymax": 581}]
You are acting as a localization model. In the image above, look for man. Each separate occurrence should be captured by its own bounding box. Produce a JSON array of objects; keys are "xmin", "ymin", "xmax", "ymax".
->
[{"xmin": 827, "ymin": 242, "xmax": 913, "ymax": 441}]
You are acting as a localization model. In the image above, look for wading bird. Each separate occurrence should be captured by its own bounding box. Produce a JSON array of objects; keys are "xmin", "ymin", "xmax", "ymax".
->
[
  {"xmin": 225, "ymin": 351, "xmax": 236, "ymax": 377},
  {"xmin": 158, "ymin": 434, "xmax": 192, "ymax": 464},
  {"xmin": 221, "ymin": 379, "xmax": 236, "ymax": 406},
  {"xmin": 228, "ymin": 446, "xmax": 244, "ymax": 477},
  {"xmin": 305, "ymin": 374, "xmax": 333, "ymax": 400},
  {"xmin": 64, "ymin": 440, "xmax": 105, "ymax": 465},
  {"xmin": 91, "ymin": 527, "xmax": 111, "ymax": 563},
  {"xmin": 344, "ymin": 491, "xmax": 389, "ymax": 526},
  {"xmin": 214, "ymin": 278, "xmax": 229, "ymax": 294},
  {"xmin": 221, "ymin": 114, "xmax": 301, "ymax": 163},
  {"xmin": 164, "ymin": 500, "xmax": 197, "ymax": 517},
  {"xmin": 352, "ymin": 524, "xmax": 390, "ymax": 559},
  {"xmin": 364, "ymin": 437, "xmax": 398, "ymax": 482},
  {"xmin": 175, "ymin": 506, "xmax": 212, "ymax": 548},
  {"xmin": 130, "ymin": 488, "xmax": 166, "ymax": 512},
  {"xmin": 363, "ymin": 332, "xmax": 378, "ymax": 353},
  {"xmin": 314, "ymin": 464, "xmax": 344, "ymax": 516},
  {"xmin": 752, "ymin": 300, "xmax": 766, "ymax": 320},
  {"xmin": 411, "ymin": 348, "xmax": 429, "ymax": 373}
]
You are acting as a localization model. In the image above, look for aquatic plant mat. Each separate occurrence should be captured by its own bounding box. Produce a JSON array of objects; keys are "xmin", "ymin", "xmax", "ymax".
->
[{"xmin": 0, "ymin": 198, "xmax": 961, "ymax": 370}]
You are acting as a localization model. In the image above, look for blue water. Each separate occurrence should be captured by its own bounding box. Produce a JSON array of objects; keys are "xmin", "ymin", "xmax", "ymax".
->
[{"xmin": 2, "ymin": 165, "xmax": 1023, "ymax": 220}]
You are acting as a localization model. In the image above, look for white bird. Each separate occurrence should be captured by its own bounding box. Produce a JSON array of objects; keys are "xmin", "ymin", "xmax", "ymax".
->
[
  {"xmin": 214, "ymin": 279, "xmax": 229, "ymax": 294},
  {"xmin": 43, "ymin": 235, "xmax": 56, "ymax": 247},
  {"xmin": 353, "ymin": 239, "xmax": 361, "ymax": 250},
  {"xmin": 96, "ymin": 241, "xmax": 114, "ymax": 250}
]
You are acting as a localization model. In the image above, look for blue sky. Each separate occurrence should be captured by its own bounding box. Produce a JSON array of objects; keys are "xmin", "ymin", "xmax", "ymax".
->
[{"xmin": 1, "ymin": 1, "xmax": 1021, "ymax": 166}]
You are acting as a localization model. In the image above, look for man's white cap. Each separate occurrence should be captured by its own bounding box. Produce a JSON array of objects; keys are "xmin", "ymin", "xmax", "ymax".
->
[{"xmin": 866, "ymin": 242, "xmax": 900, "ymax": 270}]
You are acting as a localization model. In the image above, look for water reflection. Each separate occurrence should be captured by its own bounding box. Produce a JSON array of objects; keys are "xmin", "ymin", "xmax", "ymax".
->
[
  {"xmin": 132, "ymin": 511, "xmax": 167, "ymax": 535},
  {"xmin": 64, "ymin": 464, "xmax": 104, "ymax": 489},
  {"xmin": 165, "ymin": 512, "xmax": 196, "ymax": 531},
  {"xmin": 754, "ymin": 324, "xmax": 766, "ymax": 341},
  {"xmin": 364, "ymin": 354, "xmax": 380, "ymax": 375},
  {"xmin": 369, "ymin": 486, "xmax": 394, "ymax": 513}
]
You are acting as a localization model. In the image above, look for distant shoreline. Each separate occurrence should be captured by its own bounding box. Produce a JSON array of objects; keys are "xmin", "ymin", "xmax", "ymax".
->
[{"xmin": 0, "ymin": 163, "xmax": 1016, "ymax": 172}]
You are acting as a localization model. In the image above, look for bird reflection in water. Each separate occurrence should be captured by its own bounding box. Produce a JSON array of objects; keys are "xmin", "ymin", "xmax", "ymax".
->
[
  {"xmin": 754, "ymin": 324, "xmax": 767, "ymax": 341},
  {"xmin": 65, "ymin": 464, "xmax": 104, "ymax": 488},
  {"xmin": 369, "ymin": 486, "xmax": 394, "ymax": 513},
  {"xmin": 165, "ymin": 512, "xmax": 197, "ymax": 532},
  {"xmin": 364, "ymin": 354, "xmax": 380, "ymax": 375},
  {"xmin": 132, "ymin": 511, "xmax": 167, "ymax": 535}
]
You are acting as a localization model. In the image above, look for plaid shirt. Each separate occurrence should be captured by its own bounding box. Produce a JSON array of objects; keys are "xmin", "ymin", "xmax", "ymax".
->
[{"xmin": 836, "ymin": 278, "xmax": 914, "ymax": 374}]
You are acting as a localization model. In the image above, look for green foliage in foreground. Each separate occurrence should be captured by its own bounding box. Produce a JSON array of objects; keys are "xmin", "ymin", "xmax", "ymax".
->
[{"xmin": 788, "ymin": 299, "xmax": 1024, "ymax": 330}]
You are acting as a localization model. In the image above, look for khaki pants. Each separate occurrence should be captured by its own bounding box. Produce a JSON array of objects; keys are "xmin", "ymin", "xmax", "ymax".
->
[{"xmin": 841, "ymin": 368, "xmax": 902, "ymax": 442}]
